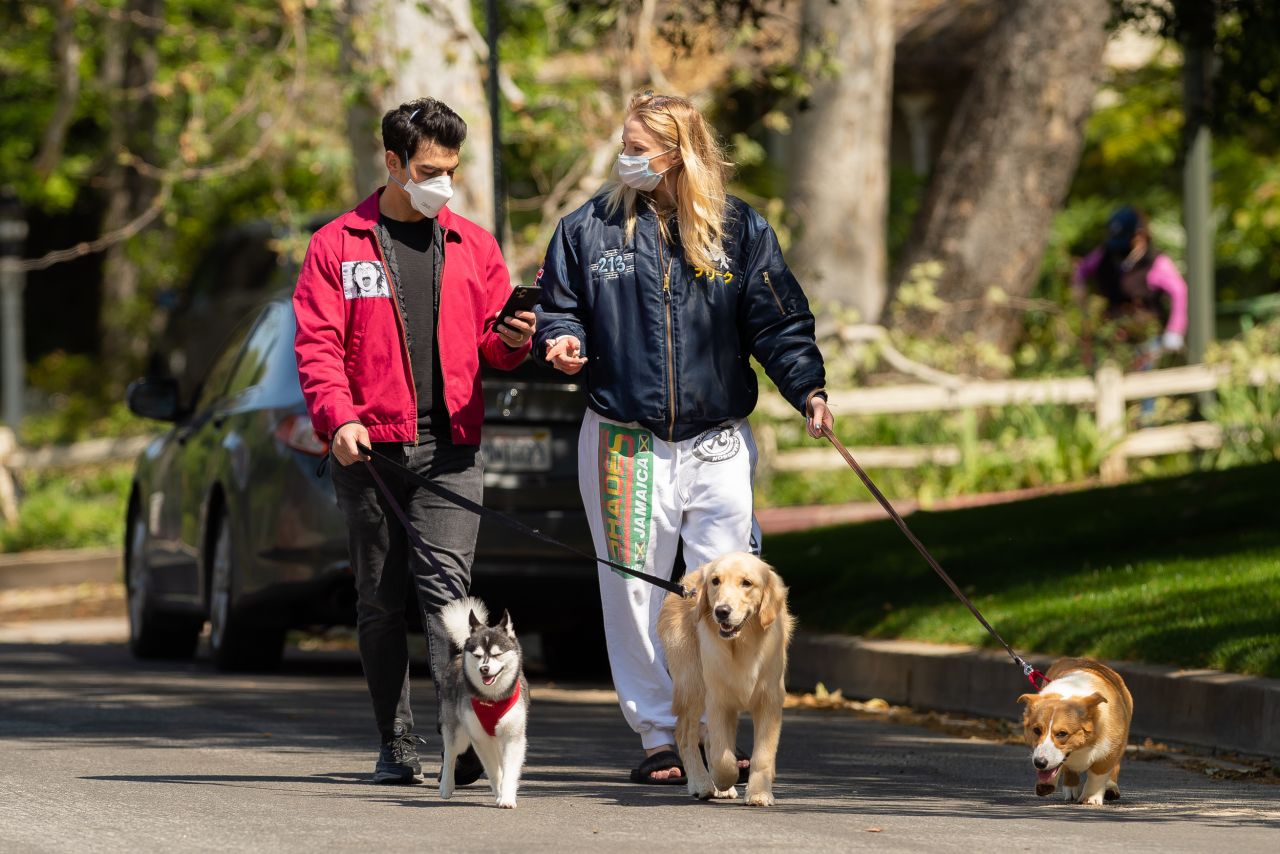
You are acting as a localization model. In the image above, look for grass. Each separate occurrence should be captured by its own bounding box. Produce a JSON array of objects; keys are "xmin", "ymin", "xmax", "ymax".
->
[
  {"xmin": 0, "ymin": 463, "xmax": 132, "ymax": 554},
  {"xmin": 765, "ymin": 460, "xmax": 1280, "ymax": 678}
]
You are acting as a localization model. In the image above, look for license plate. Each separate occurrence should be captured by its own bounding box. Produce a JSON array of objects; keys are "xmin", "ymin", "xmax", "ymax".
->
[{"xmin": 482, "ymin": 427, "xmax": 552, "ymax": 472}]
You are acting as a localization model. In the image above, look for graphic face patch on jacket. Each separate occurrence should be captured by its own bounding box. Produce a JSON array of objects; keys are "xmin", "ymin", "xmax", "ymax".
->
[{"xmin": 342, "ymin": 260, "xmax": 391, "ymax": 299}]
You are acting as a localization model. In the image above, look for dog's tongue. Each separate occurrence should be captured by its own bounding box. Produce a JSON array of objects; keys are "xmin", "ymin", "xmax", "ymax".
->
[
  {"xmin": 483, "ymin": 674, "xmax": 497, "ymax": 685},
  {"xmin": 1036, "ymin": 768, "xmax": 1058, "ymax": 785}
]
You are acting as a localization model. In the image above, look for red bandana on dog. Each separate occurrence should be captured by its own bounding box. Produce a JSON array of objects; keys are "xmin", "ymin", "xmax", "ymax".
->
[{"xmin": 470, "ymin": 680, "xmax": 522, "ymax": 736}]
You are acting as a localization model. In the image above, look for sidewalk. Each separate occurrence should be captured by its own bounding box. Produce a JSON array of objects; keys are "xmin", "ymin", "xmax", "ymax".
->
[
  {"xmin": 0, "ymin": 547, "xmax": 119, "ymax": 589},
  {"xmin": 786, "ymin": 632, "xmax": 1280, "ymax": 760}
]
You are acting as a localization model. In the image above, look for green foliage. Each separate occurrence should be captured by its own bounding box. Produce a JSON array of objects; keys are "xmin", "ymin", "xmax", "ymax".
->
[
  {"xmin": 3, "ymin": 0, "xmax": 353, "ymax": 392},
  {"xmin": 0, "ymin": 464, "xmax": 132, "ymax": 554},
  {"xmin": 1049, "ymin": 47, "xmax": 1280, "ymax": 307},
  {"xmin": 754, "ymin": 401, "xmax": 1117, "ymax": 508},
  {"xmin": 768, "ymin": 461, "xmax": 1280, "ymax": 677},
  {"xmin": 1204, "ymin": 317, "xmax": 1280, "ymax": 467},
  {"xmin": 494, "ymin": 0, "xmax": 810, "ymax": 276},
  {"xmin": 1110, "ymin": 0, "xmax": 1280, "ymax": 139},
  {"xmin": 750, "ymin": 287, "xmax": 1279, "ymax": 511},
  {"xmin": 18, "ymin": 352, "xmax": 153, "ymax": 444},
  {"xmin": 886, "ymin": 165, "xmax": 926, "ymax": 268}
]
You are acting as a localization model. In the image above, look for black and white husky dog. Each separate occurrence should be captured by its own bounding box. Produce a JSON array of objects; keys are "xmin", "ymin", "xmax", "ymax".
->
[{"xmin": 438, "ymin": 596, "xmax": 529, "ymax": 808}]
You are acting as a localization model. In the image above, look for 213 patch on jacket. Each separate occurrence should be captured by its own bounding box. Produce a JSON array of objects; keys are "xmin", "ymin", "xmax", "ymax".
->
[
  {"xmin": 341, "ymin": 260, "xmax": 390, "ymax": 299},
  {"xmin": 598, "ymin": 424, "xmax": 653, "ymax": 579}
]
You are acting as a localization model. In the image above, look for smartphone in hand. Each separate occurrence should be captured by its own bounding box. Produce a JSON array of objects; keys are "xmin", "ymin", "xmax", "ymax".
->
[{"xmin": 499, "ymin": 284, "xmax": 542, "ymax": 320}]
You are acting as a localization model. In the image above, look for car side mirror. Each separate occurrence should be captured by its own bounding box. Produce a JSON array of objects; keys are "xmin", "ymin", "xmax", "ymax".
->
[{"xmin": 126, "ymin": 377, "xmax": 183, "ymax": 422}]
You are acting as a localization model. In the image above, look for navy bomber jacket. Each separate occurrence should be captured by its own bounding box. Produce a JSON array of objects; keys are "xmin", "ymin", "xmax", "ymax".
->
[{"xmin": 533, "ymin": 193, "xmax": 826, "ymax": 442}]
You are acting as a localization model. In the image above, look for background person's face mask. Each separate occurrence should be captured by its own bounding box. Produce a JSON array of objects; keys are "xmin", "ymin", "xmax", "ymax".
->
[
  {"xmin": 615, "ymin": 148, "xmax": 675, "ymax": 192},
  {"xmin": 391, "ymin": 154, "xmax": 453, "ymax": 218}
]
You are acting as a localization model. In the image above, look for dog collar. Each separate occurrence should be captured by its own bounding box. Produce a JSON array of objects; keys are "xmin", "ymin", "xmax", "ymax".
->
[{"xmin": 470, "ymin": 679, "xmax": 521, "ymax": 736}]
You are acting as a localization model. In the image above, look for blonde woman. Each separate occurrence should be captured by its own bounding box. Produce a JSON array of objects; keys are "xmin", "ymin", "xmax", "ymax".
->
[{"xmin": 533, "ymin": 92, "xmax": 833, "ymax": 785}]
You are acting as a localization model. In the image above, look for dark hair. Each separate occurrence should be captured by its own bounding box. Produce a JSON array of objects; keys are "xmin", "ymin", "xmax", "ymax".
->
[
  {"xmin": 381, "ymin": 98, "xmax": 467, "ymax": 165},
  {"xmin": 1104, "ymin": 205, "xmax": 1150, "ymax": 253}
]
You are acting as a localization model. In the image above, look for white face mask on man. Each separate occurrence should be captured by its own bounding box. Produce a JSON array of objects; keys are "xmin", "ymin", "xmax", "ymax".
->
[
  {"xmin": 390, "ymin": 152, "xmax": 453, "ymax": 218},
  {"xmin": 615, "ymin": 148, "xmax": 675, "ymax": 192}
]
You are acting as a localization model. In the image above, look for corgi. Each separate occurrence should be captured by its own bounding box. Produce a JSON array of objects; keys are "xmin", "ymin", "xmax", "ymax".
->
[{"xmin": 1018, "ymin": 657, "xmax": 1133, "ymax": 805}]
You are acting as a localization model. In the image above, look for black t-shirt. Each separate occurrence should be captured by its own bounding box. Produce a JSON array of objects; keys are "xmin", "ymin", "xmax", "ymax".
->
[{"xmin": 379, "ymin": 214, "xmax": 448, "ymax": 436}]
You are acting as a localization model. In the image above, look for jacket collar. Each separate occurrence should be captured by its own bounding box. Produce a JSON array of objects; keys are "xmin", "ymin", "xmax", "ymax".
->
[{"xmin": 344, "ymin": 187, "xmax": 462, "ymax": 242}]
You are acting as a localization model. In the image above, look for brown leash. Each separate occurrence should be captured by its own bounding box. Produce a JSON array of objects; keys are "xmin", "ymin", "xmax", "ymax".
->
[{"xmin": 819, "ymin": 424, "xmax": 1047, "ymax": 690}]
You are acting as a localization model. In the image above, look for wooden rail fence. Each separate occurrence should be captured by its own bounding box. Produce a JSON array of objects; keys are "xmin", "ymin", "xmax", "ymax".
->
[{"xmin": 755, "ymin": 362, "xmax": 1279, "ymax": 483}]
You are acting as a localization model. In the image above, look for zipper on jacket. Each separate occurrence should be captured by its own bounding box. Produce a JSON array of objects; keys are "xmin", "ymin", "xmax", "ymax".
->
[
  {"xmin": 657, "ymin": 220, "xmax": 677, "ymax": 442},
  {"xmin": 372, "ymin": 234, "xmax": 420, "ymax": 444},
  {"xmin": 432, "ymin": 220, "xmax": 448, "ymax": 446},
  {"xmin": 762, "ymin": 271, "xmax": 788, "ymax": 316}
]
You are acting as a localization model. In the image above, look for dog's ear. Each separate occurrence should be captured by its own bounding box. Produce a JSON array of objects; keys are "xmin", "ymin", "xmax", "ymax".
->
[
  {"xmin": 758, "ymin": 565, "xmax": 787, "ymax": 630},
  {"xmin": 1017, "ymin": 693, "xmax": 1039, "ymax": 706},
  {"xmin": 498, "ymin": 609, "xmax": 515, "ymax": 637},
  {"xmin": 468, "ymin": 609, "xmax": 482, "ymax": 630},
  {"xmin": 697, "ymin": 574, "xmax": 713, "ymax": 621},
  {"xmin": 1081, "ymin": 692, "xmax": 1107, "ymax": 710},
  {"xmin": 686, "ymin": 567, "xmax": 713, "ymax": 620}
]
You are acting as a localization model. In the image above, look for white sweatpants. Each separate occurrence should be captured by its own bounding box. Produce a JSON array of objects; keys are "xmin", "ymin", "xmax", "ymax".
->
[{"xmin": 578, "ymin": 408, "xmax": 761, "ymax": 749}]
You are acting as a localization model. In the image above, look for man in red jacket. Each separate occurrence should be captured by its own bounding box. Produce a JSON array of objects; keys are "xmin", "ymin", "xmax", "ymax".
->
[{"xmin": 293, "ymin": 98, "xmax": 534, "ymax": 786}]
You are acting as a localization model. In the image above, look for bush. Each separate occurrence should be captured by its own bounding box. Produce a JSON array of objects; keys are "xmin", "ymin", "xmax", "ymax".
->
[
  {"xmin": 0, "ymin": 463, "xmax": 132, "ymax": 554},
  {"xmin": 19, "ymin": 351, "xmax": 153, "ymax": 445}
]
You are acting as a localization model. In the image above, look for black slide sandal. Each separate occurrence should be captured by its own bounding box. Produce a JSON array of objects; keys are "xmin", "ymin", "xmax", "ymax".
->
[{"xmin": 629, "ymin": 749, "xmax": 687, "ymax": 785}]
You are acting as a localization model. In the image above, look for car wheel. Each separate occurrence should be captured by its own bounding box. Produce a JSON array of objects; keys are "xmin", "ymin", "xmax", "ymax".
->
[
  {"xmin": 126, "ymin": 502, "xmax": 200, "ymax": 660},
  {"xmin": 207, "ymin": 508, "xmax": 285, "ymax": 672}
]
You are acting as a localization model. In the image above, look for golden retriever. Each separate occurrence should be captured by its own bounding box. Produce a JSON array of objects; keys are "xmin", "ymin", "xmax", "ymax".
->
[{"xmin": 657, "ymin": 551, "xmax": 794, "ymax": 806}]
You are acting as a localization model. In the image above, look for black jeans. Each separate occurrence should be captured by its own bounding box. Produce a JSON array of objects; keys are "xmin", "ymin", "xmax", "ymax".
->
[{"xmin": 330, "ymin": 435, "xmax": 482, "ymax": 743}]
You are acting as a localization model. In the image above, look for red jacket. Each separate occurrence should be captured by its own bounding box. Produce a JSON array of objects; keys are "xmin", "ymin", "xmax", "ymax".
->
[{"xmin": 293, "ymin": 189, "xmax": 530, "ymax": 445}]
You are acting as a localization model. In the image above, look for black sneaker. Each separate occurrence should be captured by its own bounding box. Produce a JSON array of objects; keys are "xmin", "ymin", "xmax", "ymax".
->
[
  {"xmin": 441, "ymin": 746, "xmax": 485, "ymax": 786},
  {"xmin": 373, "ymin": 725, "xmax": 425, "ymax": 785}
]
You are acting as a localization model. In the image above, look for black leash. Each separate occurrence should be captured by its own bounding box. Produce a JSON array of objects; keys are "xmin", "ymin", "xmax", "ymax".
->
[
  {"xmin": 820, "ymin": 424, "xmax": 1048, "ymax": 691},
  {"xmin": 360, "ymin": 455, "xmax": 466, "ymax": 601},
  {"xmin": 357, "ymin": 443, "xmax": 692, "ymax": 598}
]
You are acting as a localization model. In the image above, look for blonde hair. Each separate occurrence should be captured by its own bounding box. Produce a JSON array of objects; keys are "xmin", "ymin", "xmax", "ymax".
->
[{"xmin": 605, "ymin": 92, "xmax": 733, "ymax": 274}]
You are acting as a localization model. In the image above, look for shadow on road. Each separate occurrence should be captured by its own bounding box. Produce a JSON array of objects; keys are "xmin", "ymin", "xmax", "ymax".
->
[{"xmin": 5, "ymin": 641, "xmax": 1277, "ymax": 831}]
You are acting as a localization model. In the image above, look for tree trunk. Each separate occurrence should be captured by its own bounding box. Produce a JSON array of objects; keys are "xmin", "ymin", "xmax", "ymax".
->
[
  {"xmin": 891, "ymin": 0, "xmax": 1109, "ymax": 350},
  {"xmin": 342, "ymin": 0, "xmax": 494, "ymax": 230},
  {"xmin": 787, "ymin": 0, "xmax": 895, "ymax": 323},
  {"xmin": 99, "ymin": 0, "xmax": 162, "ymax": 389}
]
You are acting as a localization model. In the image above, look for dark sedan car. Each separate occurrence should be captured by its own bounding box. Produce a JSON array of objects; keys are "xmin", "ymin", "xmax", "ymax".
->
[{"xmin": 125, "ymin": 295, "xmax": 598, "ymax": 671}]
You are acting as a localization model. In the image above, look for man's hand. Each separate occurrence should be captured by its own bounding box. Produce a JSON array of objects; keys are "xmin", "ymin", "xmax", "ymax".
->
[
  {"xmin": 332, "ymin": 422, "xmax": 370, "ymax": 467},
  {"xmin": 806, "ymin": 395, "xmax": 834, "ymax": 439},
  {"xmin": 545, "ymin": 335, "xmax": 587, "ymax": 375},
  {"xmin": 497, "ymin": 310, "xmax": 536, "ymax": 348}
]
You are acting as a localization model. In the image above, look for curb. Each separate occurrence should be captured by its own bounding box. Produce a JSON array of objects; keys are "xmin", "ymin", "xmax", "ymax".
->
[
  {"xmin": 786, "ymin": 632, "xmax": 1280, "ymax": 759},
  {"xmin": 0, "ymin": 617, "xmax": 128, "ymax": 644},
  {"xmin": 0, "ymin": 548, "xmax": 122, "ymax": 590}
]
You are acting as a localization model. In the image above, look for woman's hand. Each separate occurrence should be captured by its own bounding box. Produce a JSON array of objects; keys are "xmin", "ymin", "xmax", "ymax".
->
[
  {"xmin": 806, "ymin": 395, "xmax": 834, "ymax": 439},
  {"xmin": 545, "ymin": 335, "xmax": 588, "ymax": 375}
]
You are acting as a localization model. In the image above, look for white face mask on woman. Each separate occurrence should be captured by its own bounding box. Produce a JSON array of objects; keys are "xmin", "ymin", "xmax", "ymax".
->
[
  {"xmin": 615, "ymin": 148, "xmax": 675, "ymax": 192},
  {"xmin": 390, "ymin": 152, "xmax": 453, "ymax": 218}
]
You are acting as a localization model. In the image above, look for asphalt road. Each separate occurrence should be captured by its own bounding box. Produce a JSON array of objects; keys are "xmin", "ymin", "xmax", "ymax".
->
[{"xmin": 1, "ymin": 641, "xmax": 1276, "ymax": 853}]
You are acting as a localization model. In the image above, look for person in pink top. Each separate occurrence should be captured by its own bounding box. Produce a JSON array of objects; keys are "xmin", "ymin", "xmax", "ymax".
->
[{"xmin": 1073, "ymin": 206, "xmax": 1189, "ymax": 370}]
